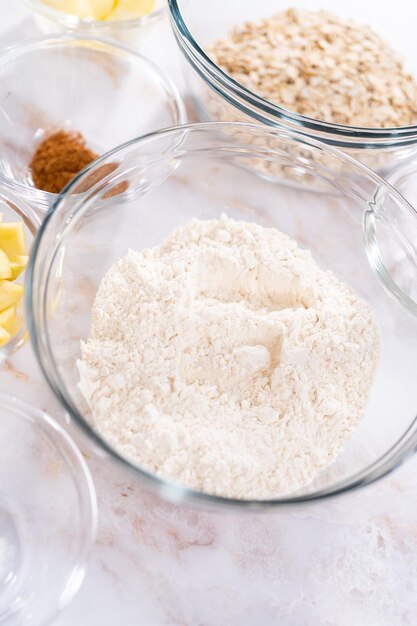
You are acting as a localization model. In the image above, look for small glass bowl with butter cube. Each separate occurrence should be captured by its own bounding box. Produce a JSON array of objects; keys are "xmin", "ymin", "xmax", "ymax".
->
[
  {"xmin": 21, "ymin": 0, "xmax": 165, "ymax": 46},
  {"xmin": 0, "ymin": 189, "xmax": 40, "ymax": 360}
]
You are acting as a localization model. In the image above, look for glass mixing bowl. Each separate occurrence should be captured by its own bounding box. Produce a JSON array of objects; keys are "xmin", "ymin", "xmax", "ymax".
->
[
  {"xmin": 27, "ymin": 122, "xmax": 417, "ymax": 510},
  {"xmin": 0, "ymin": 394, "xmax": 97, "ymax": 625},
  {"xmin": 0, "ymin": 189, "xmax": 41, "ymax": 362},
  {"xmin": 0, "ymin": 34, "xmax": 185, "ymax": 213},
  {"xmin": 22, "ymin": 0, "xmax": 165, "ymax": 47},
  {"xmin": 168, "ymin": 0, "xmax": 417, "ymax": 178}
]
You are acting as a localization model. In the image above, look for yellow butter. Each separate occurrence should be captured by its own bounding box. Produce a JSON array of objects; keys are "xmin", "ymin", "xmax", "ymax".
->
[
  {"xmin": 109, "ymin": 0, "xmax": 155, "ymax": 19},
  {"xmin": 0, "ymin": 217, "xmax": 27, "ymax": 347},
  {"xmin": 0, "ymin": 306, "xmax": 17, "ymax": 333},
  {"xmin": 0, "ymin": 325, "xmax": 11, "ymax": 347},
  {"xmin": 0, "ymin": 222, "xmax": 26, "ymax": 258},
  {"xmin": 9, "ymin": 255, "xmax": 28, "ymax": 281},
  {"xmin": 0, "ymin": 281, "xmax": 24, "ymax": 312},
  {"xmin": 43, "ymin": 0, "xmax": 115, "ymax": 19},
  {"xmin": 0, "ymin": 250, "xmax": 11, "ymax": 280}
]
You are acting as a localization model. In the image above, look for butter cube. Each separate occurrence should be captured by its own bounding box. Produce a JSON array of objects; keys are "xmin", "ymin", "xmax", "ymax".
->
[
  {"xmin": 0, "ymin": 222, "xmax": 26, "ymax": 258},
  {"xmin": 9, "ymin": 255, "xmax": 28, "ymax": 280},
  {"xmin": 0, "ymin": 325, "xmax": 11, "ymax": 347},
  {"xmin": 0, "ymin": 281, "xmax": 24, "ymax": 312},
  {"xmin": 0, "ymin": 306, "xmax": 22, "ymax": 334},
  {"xmin": 0, "ymin": 249, "xmax": 11, "ymax": 279}
]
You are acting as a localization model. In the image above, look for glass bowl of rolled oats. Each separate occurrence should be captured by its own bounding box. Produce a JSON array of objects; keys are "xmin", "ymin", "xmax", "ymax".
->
[{"xmin": 169, "ymin": 0, "xmax": 417, "ymax": 180}]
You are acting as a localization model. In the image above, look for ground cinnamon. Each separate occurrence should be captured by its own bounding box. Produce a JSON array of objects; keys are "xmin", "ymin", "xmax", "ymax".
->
[{"xmin": 30, "ymin": 130, "xmax": 98, "ymax": 194}]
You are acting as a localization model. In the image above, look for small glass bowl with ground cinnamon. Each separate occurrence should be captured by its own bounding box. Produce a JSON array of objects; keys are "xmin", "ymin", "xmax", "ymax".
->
[{"xmin": 0, "ymin": 33, "xmax": 185, "ymax": 213}]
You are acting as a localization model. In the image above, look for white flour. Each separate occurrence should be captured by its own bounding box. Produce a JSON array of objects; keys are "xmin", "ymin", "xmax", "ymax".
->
[{"xmin": 78, "ymin": 216, "xmax": 380, "ymax": 499}]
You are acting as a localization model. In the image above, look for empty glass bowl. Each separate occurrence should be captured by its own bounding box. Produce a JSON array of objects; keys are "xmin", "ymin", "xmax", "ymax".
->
[
  {"xmin": 0, "ymin": 34, "xmax": 185, "ymax": 212},
  {"xmin": 168, "ymin": 0, "xmax": 417, "ymax": 178},
  {"xmin": 27, "ymin": 122, "xmax": 417, "ymax": 510},
  {"xmin": 0, "ymin": 189, "xmax": 41, "ymax": 362},
  {"xmin": 0, "ymin": 394, "xmax": 97, "ymax": 625}
]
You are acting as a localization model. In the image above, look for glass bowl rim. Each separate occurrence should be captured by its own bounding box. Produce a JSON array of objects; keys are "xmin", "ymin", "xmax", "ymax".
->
[
  {"xmin": 27, "ymin": 120, "xmax": 417, "ymax": 510},
  {"xmin": 0, "ymin": 31, "xmax": 186, "ymax": 212},
  {"xmin": 0, "ymin": 392, "xmax": 97, "ymax": 625},
  {"xmin": 168, "ymin": 0, "xmax": 417, "ymax": 143},
  {"xmin": 21, "ymin": 0, "xmax": 165, "ymax": 30}
]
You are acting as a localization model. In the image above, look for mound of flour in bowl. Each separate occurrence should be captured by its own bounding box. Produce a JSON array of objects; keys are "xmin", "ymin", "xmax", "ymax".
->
[{"xmin": 78, "ymin": 215, "xmax": 380, "ymax": 499}]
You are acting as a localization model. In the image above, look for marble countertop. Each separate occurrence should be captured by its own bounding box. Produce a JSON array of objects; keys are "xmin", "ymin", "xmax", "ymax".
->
[{"xmin": 2, "ymin": 3, "xmax": 417, "ymax": 625}]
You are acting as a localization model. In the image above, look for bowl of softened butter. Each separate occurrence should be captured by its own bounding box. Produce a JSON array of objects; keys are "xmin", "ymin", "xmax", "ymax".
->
[
  {"xmin": 27, "ymin": 122, "xmax": 417, "ymax": 511},
  {"xmin": 0, "ymin": 188, "xmax": 40, "ymax": 362},
  {"xmin": 22, "ymin": 0, "xmax": 165, "ymax": 45}
]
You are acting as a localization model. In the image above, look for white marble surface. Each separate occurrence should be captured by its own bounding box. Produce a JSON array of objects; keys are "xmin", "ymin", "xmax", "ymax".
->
[{"xmin": 2, "ymin": 2, "xmax": 417, "ymax": 625}]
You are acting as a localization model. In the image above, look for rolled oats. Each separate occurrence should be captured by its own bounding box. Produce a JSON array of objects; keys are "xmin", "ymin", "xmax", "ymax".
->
[{"xmin": 209, "ymin": 8, "xmax": 417, "ymax": 128}]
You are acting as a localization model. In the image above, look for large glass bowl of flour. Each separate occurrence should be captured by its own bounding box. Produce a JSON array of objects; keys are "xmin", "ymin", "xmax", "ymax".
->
[{"xmin": 27, "ymin": 122, "xmax": 417, "ymax": 509}]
